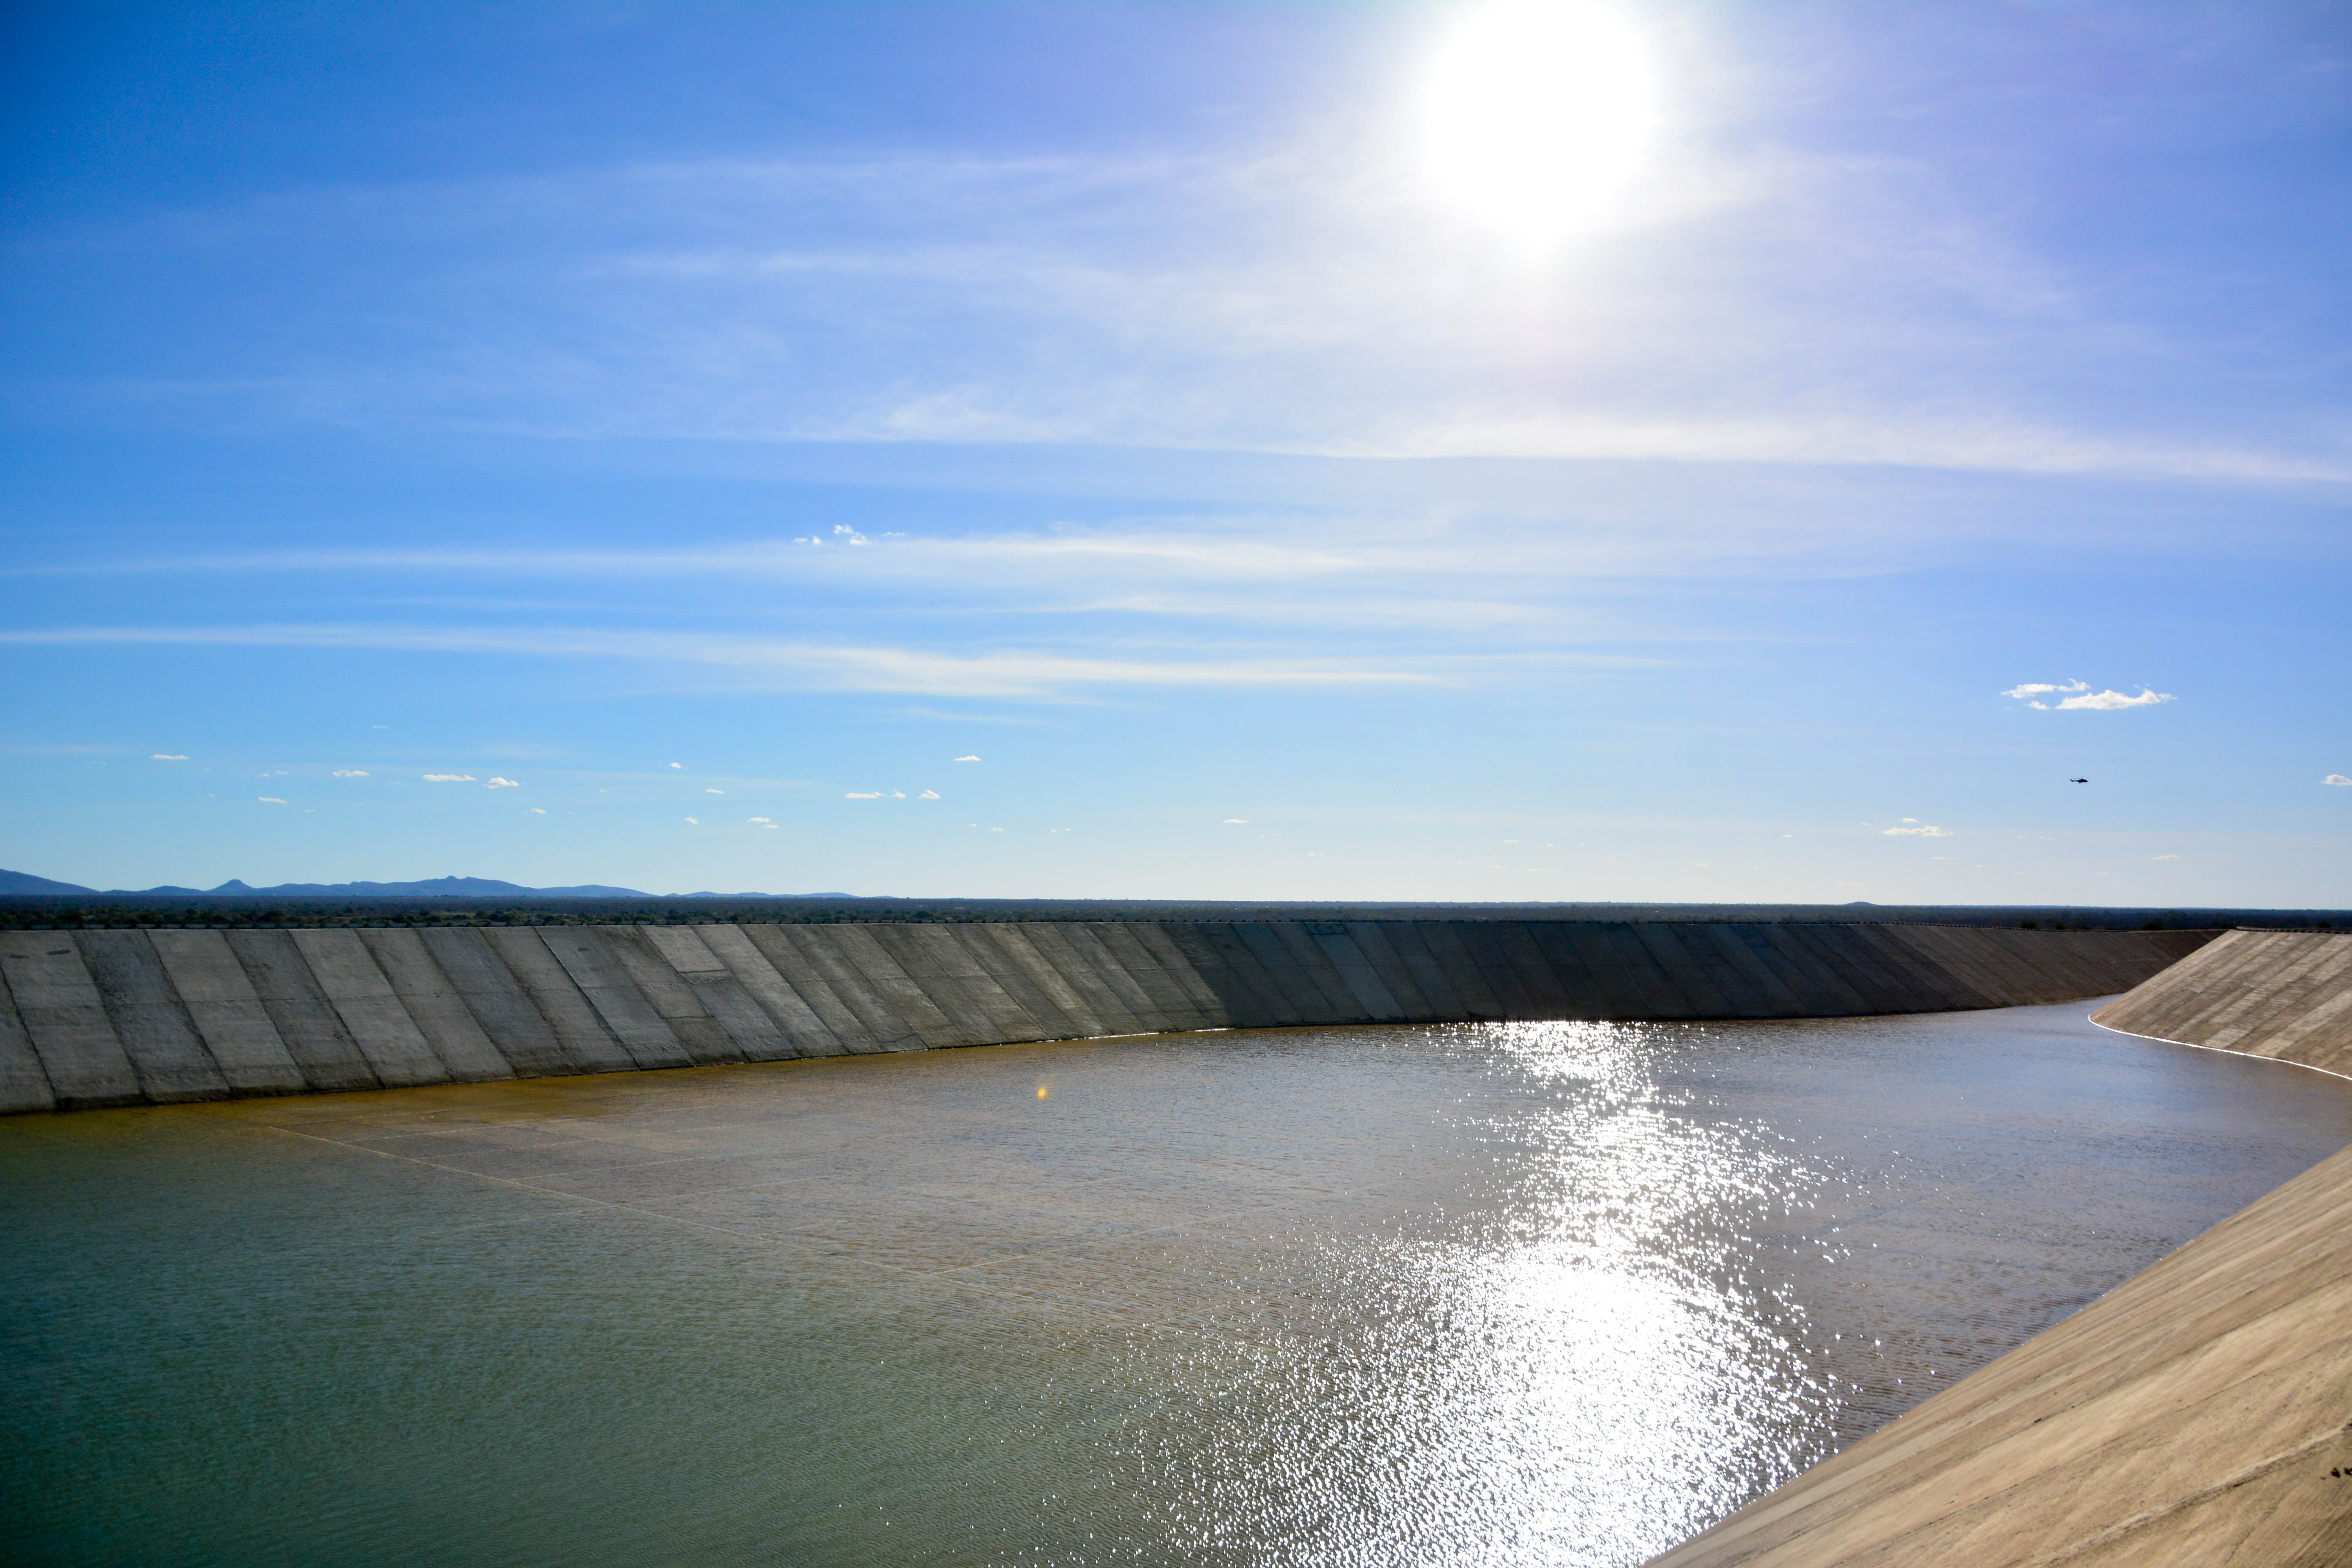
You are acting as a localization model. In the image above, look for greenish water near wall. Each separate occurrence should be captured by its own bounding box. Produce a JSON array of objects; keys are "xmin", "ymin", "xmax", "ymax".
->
[{"xmin": 4, "ymin": 1001, "xmax": 2347, "ymax": 1566}]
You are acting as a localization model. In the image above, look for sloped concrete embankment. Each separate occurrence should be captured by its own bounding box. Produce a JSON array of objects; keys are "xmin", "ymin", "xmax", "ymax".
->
[
  {"xmin": 1650, "ymin": 929, "xmax": 2352, "ymax": 1568},
  {"xmin": 0, "ymin": 920, "xmax": 2207, "ymax": 1113},
  {"xmin": 2092, "ymin": 928, "xmax": 2352, "ymax": 1080}
]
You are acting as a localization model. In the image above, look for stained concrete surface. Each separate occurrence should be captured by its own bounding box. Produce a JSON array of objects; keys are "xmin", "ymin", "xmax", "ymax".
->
[{"xmin": 0, "ymin": 921, "xmax": 2209, "ymax": 1114}]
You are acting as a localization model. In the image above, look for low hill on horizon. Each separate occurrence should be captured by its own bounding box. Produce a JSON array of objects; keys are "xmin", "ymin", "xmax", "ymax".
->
[{"xmin": 0, "ymin": 868, "xmax": 678, "ymax": 899}]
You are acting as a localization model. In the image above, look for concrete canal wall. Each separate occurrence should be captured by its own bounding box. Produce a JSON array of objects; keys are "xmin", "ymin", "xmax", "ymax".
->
[
  {"xmin": 0, "ymin": 919, "xmax": 2208, "ymax": 1114},
  {"xmin": 1651, "ymin": 929, "xmax": 2352, "ymax": 1567},
  {"xmin": 2093, "ymin": 928, "xmax": 2352, "ymax": 1080}
]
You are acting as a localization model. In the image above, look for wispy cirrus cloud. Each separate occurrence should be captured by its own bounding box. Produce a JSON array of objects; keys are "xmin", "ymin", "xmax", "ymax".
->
[
  {"xmin": 0, "ymin": 524, "xmax": 1723, "ymax": 588},
  {"xmin": 1326, "ymin": 413, "xmax": 2352, "ymax": 482},
  {"xmin": 46, "ymin": 111, "xmax": 2348, "ymax": 488},
  {"xmin": 524, "ymin": 139, "xmax": 2344, "ymax": 482},
  {"xmin": 0, "ymin": 624, "xmax": 1442, "ymax": 698}
]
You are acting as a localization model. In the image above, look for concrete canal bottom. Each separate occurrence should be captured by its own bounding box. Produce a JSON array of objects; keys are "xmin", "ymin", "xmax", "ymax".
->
[{"xmin": 4, "ymin": 1001, "xmax": 2347, "ymax": 1566}]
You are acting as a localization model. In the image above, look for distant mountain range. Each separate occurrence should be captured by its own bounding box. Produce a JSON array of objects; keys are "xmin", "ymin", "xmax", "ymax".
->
[{"xmin": 0, "ymin": 869, "xmax": 848, "ymax": 899}]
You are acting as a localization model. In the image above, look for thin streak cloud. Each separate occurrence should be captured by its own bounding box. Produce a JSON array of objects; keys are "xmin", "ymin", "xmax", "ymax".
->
[{"xmin": 0, "ymin": 624, "xmax": 1443, "ymax": 698}]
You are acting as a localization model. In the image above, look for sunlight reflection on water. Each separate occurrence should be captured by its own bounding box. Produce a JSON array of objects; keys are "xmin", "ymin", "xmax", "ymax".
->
[
  {"xmin": 4, "ymin": 1003, "xmax": 2348, "ymax": 1566},
  {"xmin": 1134, "ymin": 1021, "xmax": 1844, "ymax": 1564}
]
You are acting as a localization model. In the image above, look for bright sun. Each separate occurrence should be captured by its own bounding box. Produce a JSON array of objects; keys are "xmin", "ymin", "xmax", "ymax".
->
[{"xmin": 1418, "ymin": 0, "xmax": 1660, "ymax": 248}]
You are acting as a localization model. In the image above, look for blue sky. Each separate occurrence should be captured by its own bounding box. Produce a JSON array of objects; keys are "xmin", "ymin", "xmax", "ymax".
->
[{"xmin": 2, "ymin": 0, "xmax": 2346, "ymax": 903}]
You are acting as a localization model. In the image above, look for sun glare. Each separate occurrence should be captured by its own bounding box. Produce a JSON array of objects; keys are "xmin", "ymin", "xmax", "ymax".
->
[{"xmin": 1418, "ymin": 0, "xmax": 1660, "ymax": 249}]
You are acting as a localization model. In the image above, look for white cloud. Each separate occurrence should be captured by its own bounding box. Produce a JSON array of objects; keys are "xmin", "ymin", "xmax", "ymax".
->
[
  {"xmin": 1882, "ymin": 824, "xmax": 1953, "ymax": 837},
  {"xmin": 1223, "ymin": 818, "xmax": 1250, "ymax": 824},
  {"xmin": 258, "ymin": 796, "xmax": 287, "ymax": 804},
  {"xmin": 423, "ymin": 772, "xmax": 476, "ymax": 782},
  {"xmin": 485, "ymin": 777, "xmax": 521, "ymax": 789},
  {"xmin": 955, "ymin": 755, "xmax": 982, "ymax": 762},
  {"xmin": 2325, "ymin": 775, "xmax": 2351, "ymax": 787},
  {"xmin": 846, "ymin": 790, "xmax": 883, "ymax": 799},
  {"xmin": 151, "ymin": 753, "xmax": 188, "ymax": 760},
  {"xmin": 684, "ymin": 816, "xmax": 699, "ymax": 824},
  {"xmin": 891, "ymin": 791, "xmax": 906, "ymax": 798},
  {"xmin": 2152, "ymin": 853, "xmax": 2179, "ymax": 860},
  {"xmin": 918, "ymin": 789, "xmax": 940, "ymax": 799},
  {"xmin": 669, "ymin": 761, "xmax": 683, "ymax": 768},
  {"xmin": 332, "ymin": 768, "xmax": 368, "ymax": 777},
  {"xmin": 2056, "ymin": 687, "xmax": 2173, "ymax": 711},
  {"xmin": 705, "ymin": 787, "xmax": 724, "ymax": 794},
  {"xmin": 2002, "ymin": 680, "xmax": 2171, "ymax": 711},
  {"xmin": 748, "ymin": 816, "xmax": 771, "ymax": 822},
  {"xmin": 528, "ymin": 807, "xmax": 547, "ymax": 814}
]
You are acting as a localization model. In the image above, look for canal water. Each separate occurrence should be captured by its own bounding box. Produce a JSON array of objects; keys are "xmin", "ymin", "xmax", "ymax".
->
[{"xmin": 4, "ymin": 1000, "xmax": 2347, "ymax": 1566}]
